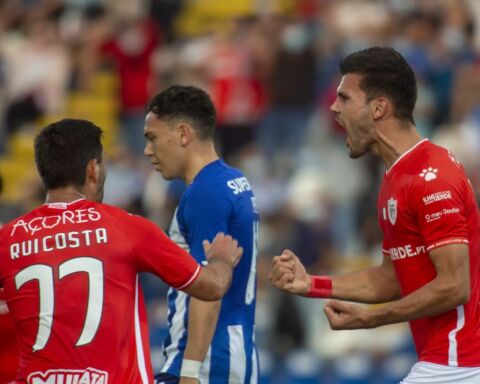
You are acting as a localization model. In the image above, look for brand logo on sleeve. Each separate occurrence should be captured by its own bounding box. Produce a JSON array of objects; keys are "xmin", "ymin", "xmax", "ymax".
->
[
  {"xmin": 419, "ymin": 167, "xmax": 438, "ymax": 181},
  {"xmin": 448, "ymin": 150, "xmax": 461, "ymax": 168},
  {"xmin": 422, "ymin": 190, "xmax": 452, "ymax": 205},
  {"xmin": 425, "ymin": 207, "xmax": 460, "ymax": 223},
  {"xmin": 28, "ymin": 368, "xmax": 108, "ymax": 384},
  {"xmin": 387, "ymin": 198, "xmax": 397, "ymax": 225},
  {"xmin": 389, "ymin": 244, "xmax": 426, "ymax": 260}
]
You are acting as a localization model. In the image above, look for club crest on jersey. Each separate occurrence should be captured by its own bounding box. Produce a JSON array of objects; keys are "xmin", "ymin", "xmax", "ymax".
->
[
  {"xmin": 387, "ymin": 198, "xmax": 397, "ymax": 225},
  {"xmin": 419, "ymin": 167, "xmax": 438, "ymax": 181}
]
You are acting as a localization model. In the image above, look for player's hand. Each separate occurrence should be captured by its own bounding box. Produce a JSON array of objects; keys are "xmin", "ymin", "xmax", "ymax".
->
[
  {"xmin": 323, "ymin": 300, "xmax": 372, "ymax": 330},
  {"xmin": 203, "ymin": 233, "xmax": 243, "ymax": 268},
  {"xmin": 269, "ymin": 249, "xmax": 310, "ymax": 295},
  {"xmin": 179, "ymin": 377, "xmax": 199, "ymax": 384}
]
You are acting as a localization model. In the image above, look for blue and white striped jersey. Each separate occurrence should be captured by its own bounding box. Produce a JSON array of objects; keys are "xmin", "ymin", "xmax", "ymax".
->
[{"xmin": 160, "ymin": 159, "xmax": 259, "ymax": 384}]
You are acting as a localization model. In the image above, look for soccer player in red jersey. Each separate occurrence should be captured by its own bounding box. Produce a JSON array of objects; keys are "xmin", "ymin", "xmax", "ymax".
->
[
  {"xmin": 0, "ymin": 175, "xmax": 20, "ymax": 384},
  {"xmin": 0, "ymin": 119, "xmax": 243, "ymax": 384},
  {"xmin": 270, "ymin": 47, "xmax": 480, "ymax": 383}
]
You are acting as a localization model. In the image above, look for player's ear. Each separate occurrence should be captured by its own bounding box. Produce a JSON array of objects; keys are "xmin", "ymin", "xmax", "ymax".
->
[
  {"xmin": 177, "ymin": 123, "xmax": 194, "ymax": 147},
  {"xmin": 371, "ymin": 97, "xmax": 388, "ymax": 121},
  {"xmin": 85, "ymin": 158, "xmax": 100, "ymax": 184}
]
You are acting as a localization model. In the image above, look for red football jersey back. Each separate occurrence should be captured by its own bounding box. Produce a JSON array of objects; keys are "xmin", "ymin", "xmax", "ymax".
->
[{"xmin": 0, "ymin": 199, "xmax": 200, "ymax": 383}]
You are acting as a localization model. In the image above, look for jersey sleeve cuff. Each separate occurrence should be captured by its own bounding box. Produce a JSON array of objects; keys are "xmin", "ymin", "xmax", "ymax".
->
[
  {"xmin": 426, "ymin": 237, "xmax": 469, "ymax": 252},
  {"xmin": 175, "ymin": 264, "xmax": 201, "ymax": 291}
]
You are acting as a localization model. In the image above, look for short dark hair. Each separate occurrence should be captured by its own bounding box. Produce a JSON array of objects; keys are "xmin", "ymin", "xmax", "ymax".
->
[
  {"xmin": 34, "ymin": 119, "xmax": 103, "ymax": 190},
  {"xmin": 146, "ymin": 85, "xmax": 216, "ymax": 140},
  {"xmin": 339, "ymin": 47, "xmax": 417, "ymax": 124}
]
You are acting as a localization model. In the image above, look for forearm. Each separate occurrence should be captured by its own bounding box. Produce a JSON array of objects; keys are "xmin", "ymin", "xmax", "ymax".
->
[
  {"xmin": 367, "ymin": 276, "xmax": 469, "ymax": 328},
  {"xmin": 184, "ymin": 298, "xmax": 221, "ymax": 361},
  {"xmin": 184, "ymin": 260, "xmax": 232, "ymax": 301},
  {"xmin": 331, "ymin": 265, "xmax": 401, "ymax": 304}
]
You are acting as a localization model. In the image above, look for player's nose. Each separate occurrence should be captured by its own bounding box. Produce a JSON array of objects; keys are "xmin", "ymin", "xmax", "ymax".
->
[
  {"xmin": 330, "ymin": 99, "xmax": 339, "ymax": 113},
  {"xmin": 144, "ymin": 142, "xmax": 153, "ymax": 157}
]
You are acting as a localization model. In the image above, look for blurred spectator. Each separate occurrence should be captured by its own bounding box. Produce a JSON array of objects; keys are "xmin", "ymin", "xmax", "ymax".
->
[
  {"xmin": 2, "ymin": 14, "xmax": 70, "ymax": 136},
  {"xmin": 207, "ymin": 18, "xmax": 267, "ymax": 161},
  {"xmin": 258, "ymin": 17, "xmax": 316, "ymax": 175},
  {"xmin": 100, "ymin": 14, "xmax": 159, "ymax": 155}
]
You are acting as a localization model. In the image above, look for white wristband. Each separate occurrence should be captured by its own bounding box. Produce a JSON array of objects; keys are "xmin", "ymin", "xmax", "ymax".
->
[{"xmin": 180, "ymin": 359, "xmax": 202, "ymax": 379}]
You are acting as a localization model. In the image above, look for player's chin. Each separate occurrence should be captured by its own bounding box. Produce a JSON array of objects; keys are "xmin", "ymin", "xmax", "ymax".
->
[
  {"xmin": 153, "ymin": 163, "xmax": 165, "ymax": 174},
  {"xmin": 348, "ymin": 146, "xmax": 367, "ymax": 159}
]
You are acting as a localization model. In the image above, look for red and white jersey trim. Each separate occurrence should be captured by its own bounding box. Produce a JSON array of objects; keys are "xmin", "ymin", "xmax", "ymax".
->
[
  {"xmin": 385, "ymin": 139, "xmax": 429, "ymax": 175},
  {"xmin": 176, "ymin": 264, "xmax": 201, "ymax": 290},
  {"xmin": 134, "ymin": 274, "xmax": 149, "ymax": 384},
  {"xmin": 448, "ymin": 305, "xmax": 465, "ymax": 367},
  {"xmin": 426, "ymin": 238, "xmax": 469, "ymax": 252}
]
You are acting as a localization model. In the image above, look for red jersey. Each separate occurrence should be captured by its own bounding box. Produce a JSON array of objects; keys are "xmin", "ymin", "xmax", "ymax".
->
[
  {"xmin": 0, "ymin": 288, "xmax": 19, "ymax": 383},
  {"xmin": 379, "ymin": 139, "xmax": 480, "ymax": 367},
  {"xmin": 0, "ymin": 199, "xmax": 201, "ymax": 383}
]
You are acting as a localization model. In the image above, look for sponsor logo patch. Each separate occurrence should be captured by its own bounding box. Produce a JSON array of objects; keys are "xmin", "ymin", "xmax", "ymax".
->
[
  {"xmin": 422, "ymin": 190, "xmax": 452, "ymax": 205},
  {"xmin": 388, "ymin": 244, "xmax": 427, "ymax": 260},
  {"xmin": 28, "ymin": 368, "xmax": 108, "ymax": 384},
  {"xmin": 425, "ymin": 207, "xmax": 460, "ymax": 223}
]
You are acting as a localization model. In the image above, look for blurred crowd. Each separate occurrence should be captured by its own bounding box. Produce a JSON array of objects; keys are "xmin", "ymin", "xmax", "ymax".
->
[{"xmin": 1, "ymin": 0, "xmax": 480, "ymax": 382}]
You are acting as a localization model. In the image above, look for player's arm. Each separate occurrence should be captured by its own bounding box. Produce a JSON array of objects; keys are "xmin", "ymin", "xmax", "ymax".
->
[
  {"xmin": 178, "ymin": 298, "xmax": 221, "ymax": 384},
  {"xmin": 270, "ymin": 249, "xmax": 401, "ymax": 304},
  {"xmin": 182, "ymin": 234, "xmax": 242, "ymax": 301},
  {"xmin": 323, "ymin": 244, "xmax": 470, "ymax": 329},
  {"xmin": 178, "ymin": 189, "xmax": 235, "ymax": 383},
  {"xmin": 130, "ymin": 211, "xmax": 242, "ymax": 302}
]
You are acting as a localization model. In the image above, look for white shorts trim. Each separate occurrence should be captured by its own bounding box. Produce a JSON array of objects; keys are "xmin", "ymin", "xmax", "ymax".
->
[{"xmin": 401, "ymin": 362, "xmax": 480, "ymax": 384}]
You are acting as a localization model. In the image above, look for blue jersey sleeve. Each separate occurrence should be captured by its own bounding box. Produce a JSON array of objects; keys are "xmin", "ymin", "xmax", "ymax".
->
[{"xmin": 180, "ymin": 184, "xmax": 232, "ymax": 263}]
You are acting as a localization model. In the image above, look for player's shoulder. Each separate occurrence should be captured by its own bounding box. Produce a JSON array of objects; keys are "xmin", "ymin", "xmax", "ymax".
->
[
  {"xmin": 0, "ymin": 208, "xmax": 40, "ymax": 240},
  {"xmin": 96, "ymin": 202, "xmax": 152, "ymax": 227},
  {"xmin": 192, "ymin": 159, "xmax": 252, "ymax": 198},
  {"xmin": 415, "ymin": 141, "xmax": 466, "ymax": 181}
]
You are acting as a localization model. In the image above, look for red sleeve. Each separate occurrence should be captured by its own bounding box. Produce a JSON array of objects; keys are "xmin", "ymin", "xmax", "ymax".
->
[
  {"xmin": 413, "ymin": 164, "xmax": 469, "ymax": 252},
  {"xmin": 127, "ymin": 214, "xmax": 200, "ymax": 290}
]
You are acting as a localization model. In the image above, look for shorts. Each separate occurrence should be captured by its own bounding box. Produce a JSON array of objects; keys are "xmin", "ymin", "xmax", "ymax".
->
[
  {"xmin": 401, "ymin": 362, "xmax": 480, "ymax": 384},
  {"xmin": 154, "ymin": 373, "xmax": 179, "ymax": 384}
]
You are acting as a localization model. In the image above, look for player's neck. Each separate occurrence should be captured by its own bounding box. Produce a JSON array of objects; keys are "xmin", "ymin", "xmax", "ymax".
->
[
  {"xmin": 374, "ymin": 122, "xmax": 423, "ymax": 171},
  {"xmin": 45, "ymin": 187, "xmax": 87, "ymax": 204},
  {"xmin": 183, "ymin": 144, "xmax": 219, "ymax": 185}
]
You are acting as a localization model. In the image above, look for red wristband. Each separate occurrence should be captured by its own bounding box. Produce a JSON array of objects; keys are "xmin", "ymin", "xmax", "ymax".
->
[{"xmin": 305, "ymin": 275, "xmax": 332, "ymax": 298}]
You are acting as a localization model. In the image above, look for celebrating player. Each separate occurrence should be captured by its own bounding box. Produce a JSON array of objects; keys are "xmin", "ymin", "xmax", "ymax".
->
[
  {"xmin": 270, "ymin": 47, "xmax": 480, "ymax": 383},
  {"xmin": 144, "ymin": 85, "xmax": 259, "ymax": 384},
  {"xmin": 0, "ymin": 119, "xmax": 243, "ymax": 383}
]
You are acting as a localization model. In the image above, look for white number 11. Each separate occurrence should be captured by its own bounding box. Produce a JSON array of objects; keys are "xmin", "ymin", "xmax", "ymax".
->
[{"xmin": 15, "ymin": 257, "xmax": 104, "ymax": 352}]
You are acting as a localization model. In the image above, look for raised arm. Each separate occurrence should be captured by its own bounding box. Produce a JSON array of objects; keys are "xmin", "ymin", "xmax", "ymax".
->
[{"xmin": 324, "ymin": 244, "xmax": 470, "ymax": 329}]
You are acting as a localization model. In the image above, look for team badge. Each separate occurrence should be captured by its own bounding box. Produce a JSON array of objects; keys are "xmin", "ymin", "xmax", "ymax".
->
[{"xmin": 387, "ymin": 198, "xmax": 397, "ymax": 225}]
